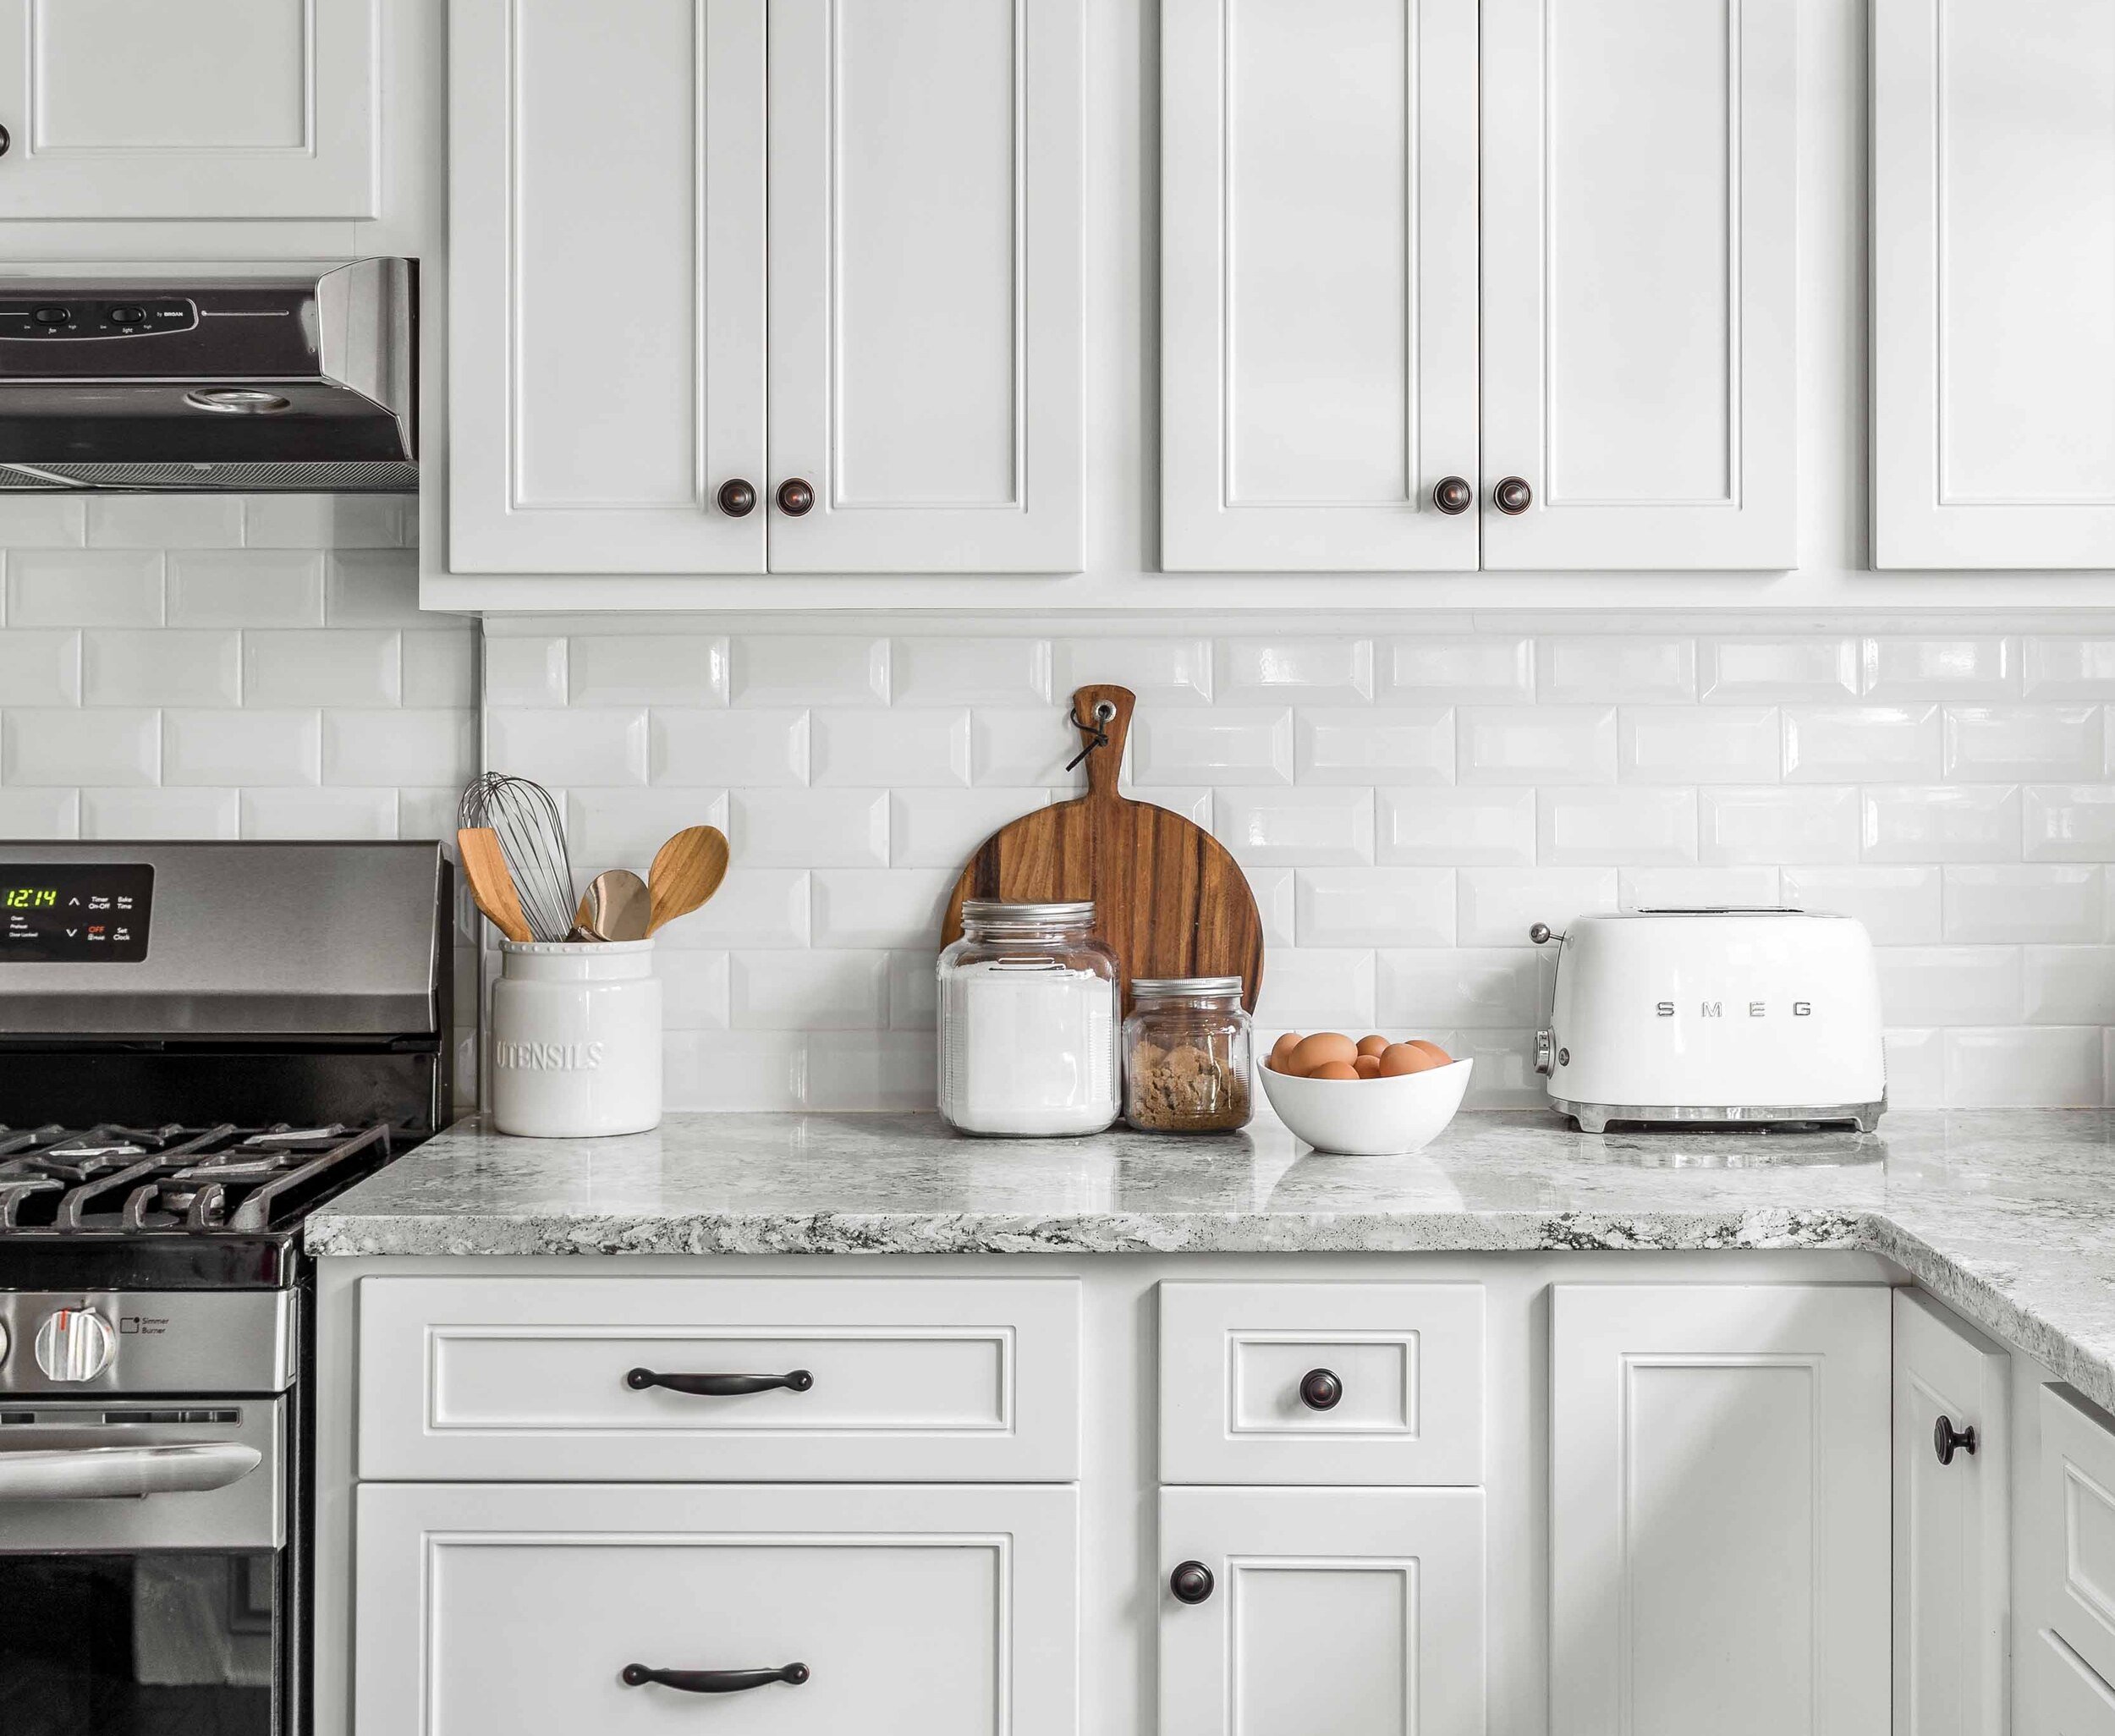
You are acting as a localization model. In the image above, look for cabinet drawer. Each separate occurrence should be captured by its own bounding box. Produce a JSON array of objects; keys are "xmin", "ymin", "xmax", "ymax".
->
[
  {"xmin": 2041, "ymin": 1630, "xmax": 2115, "ymax": 1735},
  {"xmin": 2043, "ymin": 1384, "xmax": 2115, "ymax": 1686},
  {"xmin": 356, "ymin": 1276, "xmax": 1079, "ymax": 1481},
  {"xmin": 1158, "ymin": 1283, "xmax": 1483, "ymax": 1485},
  {"xmin": 354, "ymin": 1481, "xmax": 1077, "ymax": 1736}
]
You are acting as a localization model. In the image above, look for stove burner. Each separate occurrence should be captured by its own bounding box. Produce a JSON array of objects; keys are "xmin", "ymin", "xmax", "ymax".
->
[{"xmin": 0, "ymin": 1121, "xmax": 393, "ymax": 1234}]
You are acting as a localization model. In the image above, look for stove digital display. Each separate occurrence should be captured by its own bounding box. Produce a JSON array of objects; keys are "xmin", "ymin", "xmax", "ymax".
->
[{"xmin": 0, "ymin": 864, "xmax": 152, "ymax": 961}]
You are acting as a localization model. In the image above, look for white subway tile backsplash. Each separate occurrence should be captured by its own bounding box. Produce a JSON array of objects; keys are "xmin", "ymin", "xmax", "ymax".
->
[
  {"xmin": 482, "ymin": 636, "xmax": 568, "ymax": 706},
  {"xmin": 1943, "ymin": 865, "xmax": 2102, "ymax": 943},
  {"xmin": 2026, "ymin": 786, "xmax": 2115, "ymax": 862},
  {"xmin": 397, "ymin": 787, "xmax": 459, "ymax": 843},
  {"xmin": 889, "ymin": 788, "xmax": 1038, "ymax": 868},
  {"xmin": 1448, "ymin": 1030, "xmax": 1547, "ymax": 1107},
  {"xmin": 0, "ymin": 497, "xmax": 85, "ymax": 548},
  {"xmin": 400, "ymin": 630, "xmax": 476, "ymax": 708},
  {"xmin": 570, "ymin": 634, "xmax": 728, "ymax": 706},
  {"xmin": 812, "ymin": 708, "xmax": 971, "ymax": 788},
  {"xmin": 970, "ymin": 710, "xmax": 1079, "ymax": 786},
  {"xmin": 1782, "ymin": 865, "xmax": 1942, "ymax": 943},
  {"xmin": 1297, "ymin": 707, "xmax": 1451, "ymax": 785},
  {"xmin": 244, "ymin": 629, "xmax": 399, "ymax": 707},
  {"xmin": 1250, "ymin": 866, "xmax": 1297, "ymax": 948},
  {"xmin": 1876, "ymin": 947, "xmax": 2023, "ymax": 1025},
  {"xmin": 0, "ymin": 788, "xmax": 80, "ymax": 838},
  {"xmin": 2024, "ymin": 638, "xmax": 2115, "ymax": 699},
  {"xmin": 322, "ymin": 710, "xmax": 475, "ymax": 787},
  {"xmin": 890, "ymin": 636, "xmax": 1051, "ymax": 706},
  {"xmin": 565, "ymin": 789, "xmax": 732, "ymax": 872},
  {"xmin": 1861, "ymin": 786, "xmax": 2022, "ymax": 864},
  {"xmin": 1783, "ymin": 706, "xmax": 1940, "ymax": 782},
  {"xmin": 1539, "ymin": 787, "xmax": 1697, "ymax": 865},
  {"xmin": 1050, "ymin": 636, "xmax": 1211, "ymax": 704},
  {"xmin": 663, "ymin": 1032, "xmax": 806, "ymax": 1111},
  {"xmin": 805, "ymin": 1031, "xmax": 940, "ymax": 1112},
  {"xmin": 0, "ymin": 630, "xmax": 80, "ymax": 706},
  {"xmin": 1295, "ymin": 867, "xmax": 1455, "ymax": 948},
  {"xmin": 1698, "ymin": 636, "xmax": 1860, "ymax": 703},
  {"xmin": 1219, "ymin": 638, "xmax": 1373, "ymax": 704},
  {"xmin": 1865, "ymin": 636, "xmax": 2017, "ymax": 700},
  {"xmin": 729, "ymin": 636, "xmax": 887, "ymax": 706},
  {"xmin": 80, "ymin": 629, "xmax": 240, "ymax": 707},
  {"xmin": 658, "ymin": 949, "xmax": 731, "ymax": 1030},
  {"xmin": 486, "ymin": 706, "xmax": 649, "ymax": 785},
  {"xmin": 888, "ymin": 951, "xmax": 939, "ymax": 1030},
  {"xmin": 1943, "ymin": 706, "xmax": 2104, "ymax": 781},
  {"xmin": 1620, "ymin": 865, "xmax": 1782, "ymax": 909},
  {"xmin": 730, "ymin": 950, "xmax": 889, "ymax": 1030},
  {"xmin": 1538, "ymin": 636, "xmax": 1695, "ymax": 703},
  {"xmin": 1885, "ymin": 1029, "xmax": 1946, "ymax": 1107},
  {"xmin": 1215, "ymin": 787, "xmax": 1374, "ymax": 865},
  {"xmin": 166, "ymin": 552, "xmax": 325, "ymax": 627},
  {"xmin": 654, "ymin": 709, "xmax": 810, "ymax": 788},
  {"xmin": 1379, "ymin": 636, "xmax": 1533, "ymax": 703},
  {"xmin": 163, "ymin": 709, "xmax": 319, "ymax": 786},
  {"xmin": 239, "ymin": 787, "xmax": 396, "ymax": 840},
  {"xmin": 1253, "ymin": 948, "xmax": 1376, "ymax": 1028},
  {"xmin": 810, "ymin": 869, "xmax": 955, "ymax": 948},
  {"xmin": 1459, "ymin": 868, "xmax": 1618, "ymax": 946},
  {"xmin": 1619, "ymin": 707, "xmax": 1778, "ymax": 783},
  {"xmin": 3, "ymin": 708, "xmax": 157, "ymax": 785},
  {"xmin": 87, "ymin": 496, "xmax": 243, "ymax": 549},
  {"xmin": 81, "ymin": 787, "xmax": 239, "ymax": 840},
  {"xmin": 8, "ymin": 551, "xmax": 162, "ymax": 627},
  {"xmin": 1380, "ymin": 787, "xmax": 1537, "ymax": 865},
  {"xmin": 657, "ymin": 870, "xmax": 810, "ymax": 950},
  {"xmin": 1133, "ymin": 707, "xmax": 1292, "ymax": 785},
  {"xmin": 2024, "ymin": 948, "xmax": 2115, "ymax": 1025},
  {"xmin": 242, "ymin": 496, "xmax": 407, "ymax": 550},
  {"xmin": 1943, "ymin": 1025, "xmax": 2102, "ymax": 1106},
  {"xmin": 1379, "ymin": 948, "xmax": 1544, "ymax": 1025},
  {"xmin": 1459, "ymin": 706, "xmax": 1617, "ymax": 783},
  {"xmin": 721, "ymin": 790, "xmax": 885, "ymax": 869},
  {"xmin": 322, "ymin": 551, "xmax": 426, "ymax": 627},
  {"xmin": 1700, "ymin": 786, "xmax": 1859, "ymax": 865}
]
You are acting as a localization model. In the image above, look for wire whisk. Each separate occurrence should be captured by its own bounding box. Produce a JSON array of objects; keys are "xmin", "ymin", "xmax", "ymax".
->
[{"xmin": 458, "ymin": 772, "xmax": 578, "ymax": 942}]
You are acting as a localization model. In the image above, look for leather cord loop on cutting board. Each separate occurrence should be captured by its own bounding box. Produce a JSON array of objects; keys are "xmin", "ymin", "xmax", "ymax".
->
[{"xmin": 940, "ymin": 684, "xmax": 1266, "ymax": 1013}]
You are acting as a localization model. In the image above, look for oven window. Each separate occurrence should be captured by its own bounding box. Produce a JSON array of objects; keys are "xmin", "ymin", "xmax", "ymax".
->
[{"xmin": 0, "ymin": 1552, "xmax": 277, "ymax": 1735}]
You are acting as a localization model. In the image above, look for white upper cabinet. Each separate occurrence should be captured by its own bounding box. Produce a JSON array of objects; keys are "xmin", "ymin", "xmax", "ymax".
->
[
  {"xmin": 0, "ymin": 0, "xmax": 378, "ymax": 220},
  {"xmin": 1873, "ymin": 0, "xmax": 2115, "ymax": 569},
  {"xmin": 1480, "ymin": 0, "xmax": 1796, "ymax": 570},
  {"xmin": 449, "ymin": 0, "xmax": 1082, "ymax": 579},
  {"xmin": 766, "ymin": 0, "xmax": 1083, "ymax": 572},
  {"xmin": 1160, "ymin": 0, "xmax": 1479, "ymax": 572}
]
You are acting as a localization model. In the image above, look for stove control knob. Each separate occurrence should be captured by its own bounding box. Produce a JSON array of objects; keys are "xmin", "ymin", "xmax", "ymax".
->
[
  {"xmin": 0, "ymin": 1318, "xmax": 9, "ymax": 1368},
  {"xmin": 36, "ymin": 1308, "xmax": 115, "ymax": 1382}
]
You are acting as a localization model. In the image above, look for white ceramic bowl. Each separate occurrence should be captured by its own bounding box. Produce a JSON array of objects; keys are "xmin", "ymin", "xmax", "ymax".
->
[{"xmin": 1258, "ymin": 1058, "xmax": 1474, "ymax": 1155}]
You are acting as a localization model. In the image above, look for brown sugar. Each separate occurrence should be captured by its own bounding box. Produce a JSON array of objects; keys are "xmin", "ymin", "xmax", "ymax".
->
[{"xmin": 1125, "ymin": 1036, "xmax": 1251, "ymax": 1132}]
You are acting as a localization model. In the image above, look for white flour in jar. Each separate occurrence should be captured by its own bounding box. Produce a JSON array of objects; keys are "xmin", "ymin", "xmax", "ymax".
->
[{"xmin": 940, "ymin": 957, "xmax": 1118, "ymax": 1135}]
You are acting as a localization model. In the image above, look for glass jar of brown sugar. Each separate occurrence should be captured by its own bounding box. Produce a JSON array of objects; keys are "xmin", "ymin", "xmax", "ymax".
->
[{"xmin": 1122, "ymin": 976, "xmax": 1253, "ymax": 1133}]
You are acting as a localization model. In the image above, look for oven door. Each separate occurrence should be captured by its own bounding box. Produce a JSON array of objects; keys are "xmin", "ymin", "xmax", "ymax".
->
[{"xmin": 0, "ymin": 1399, "xmax": 284, "ymax": 1736}]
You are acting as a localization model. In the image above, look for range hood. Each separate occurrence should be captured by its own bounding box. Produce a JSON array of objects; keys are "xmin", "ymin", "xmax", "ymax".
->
[{"xmin": 0, "ymin": 258, "xmax": 415, "ymax": 493}]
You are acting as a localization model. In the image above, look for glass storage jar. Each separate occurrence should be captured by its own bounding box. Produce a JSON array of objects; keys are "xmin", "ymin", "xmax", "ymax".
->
[
  {"xmin": 1122, "ymin": 976, "xmax": 1254, "ymax": 1132},
  {"xmin": 937, "ymin": 900, "xmax": 1119, "ymax": 1137}
]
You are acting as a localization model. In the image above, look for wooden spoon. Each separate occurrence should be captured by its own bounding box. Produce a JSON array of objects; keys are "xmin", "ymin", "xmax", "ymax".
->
[
  {"xmin": 645, "ymin": 826, "xmax": 729, "ymax": 936},
  {"xmin": 456, "ymin": 827, "xmax": 533, "ymax": 943},
  {"xmin": 574, "ymin": 869, "xmax": 651, "ymax": 942}
]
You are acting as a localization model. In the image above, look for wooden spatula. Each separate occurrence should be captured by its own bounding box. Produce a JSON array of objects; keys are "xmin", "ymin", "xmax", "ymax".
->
[
  {"xmin": 574, "ymin": 869, "xmax": 651, "ymax": 942},
  {"xmin": 456, "ymin": 827, "xmax": 534, "ymax": 943},
  {"xmin": 645, "ymin": 826, "xmax": 729, "ymax": 936}
]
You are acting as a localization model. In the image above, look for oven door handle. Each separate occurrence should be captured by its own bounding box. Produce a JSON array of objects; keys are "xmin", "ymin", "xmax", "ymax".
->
[{"xmin": 0, "ymin": 1442, "xmax": 263, "ymax": 1501}]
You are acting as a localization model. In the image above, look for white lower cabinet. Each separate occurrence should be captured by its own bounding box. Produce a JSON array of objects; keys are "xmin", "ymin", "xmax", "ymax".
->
[
  {"xmin": 1551, "ymin": 1284, "xmax": 1892, "ymax": 1736},
  {"xmin": 1157, "ymin": 1486, "xmax": 1484, "ymax": 1736},
  {"xmin": 2042, "ymin": 1633, "xmax": 2115, "ymax": 1736},
  {"xmin": 354, "ymin": 1481, "xmax": 1078, "ymax": 1735}
]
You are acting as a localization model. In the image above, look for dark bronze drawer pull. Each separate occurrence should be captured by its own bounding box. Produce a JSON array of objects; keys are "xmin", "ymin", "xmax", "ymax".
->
[
  {"xmin": 623, "ymin": 1662, "xmax": 810, "ymax": 1693},
  {"xmin": 624, "ymin": 1367, "xmax": 815, "ymax": 1397}
]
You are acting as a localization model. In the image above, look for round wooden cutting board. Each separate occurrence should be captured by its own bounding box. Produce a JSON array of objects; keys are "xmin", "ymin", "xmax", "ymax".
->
[{"xmin": 941, "ymin": 684, "xmax": 1265, "ymax": 1010}]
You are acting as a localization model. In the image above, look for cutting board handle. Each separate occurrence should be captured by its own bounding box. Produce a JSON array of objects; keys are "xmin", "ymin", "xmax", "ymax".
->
[{"xmin": 1070, "ymin": 684, "xmax": 1135, "ymax": 802}]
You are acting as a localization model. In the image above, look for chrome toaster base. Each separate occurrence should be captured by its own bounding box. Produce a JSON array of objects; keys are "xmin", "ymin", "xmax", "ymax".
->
[{"xmin": 1552, "ymin": 1096, "xmax": 1887, "ymax": 1135}]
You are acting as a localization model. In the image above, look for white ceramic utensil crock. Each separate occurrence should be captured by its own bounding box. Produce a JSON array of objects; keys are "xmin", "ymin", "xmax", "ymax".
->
[{"xmin": 490, "ymin": 939, "xmax": 662, "ymax": 1137}]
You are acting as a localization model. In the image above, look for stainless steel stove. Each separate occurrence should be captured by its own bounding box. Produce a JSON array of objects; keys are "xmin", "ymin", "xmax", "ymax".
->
[{"xmin": 0, "ymin": 841, "xmax": 453, "ymax": 1736}]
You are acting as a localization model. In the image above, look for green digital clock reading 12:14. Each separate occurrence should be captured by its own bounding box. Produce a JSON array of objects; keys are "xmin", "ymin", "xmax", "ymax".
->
[{"xmin": 3, "ymin": 887, "xmax": 57, "ymax": 909}]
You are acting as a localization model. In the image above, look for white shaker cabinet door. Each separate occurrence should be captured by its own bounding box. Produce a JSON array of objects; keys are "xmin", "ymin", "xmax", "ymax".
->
[
  {"xmin": 1160, "ymin": 0, "xmax": 1479, "ymax": 572},
  {"xmin": 0, "ymin": 0, "xmax": 377, "ymax": 219},
  {"xmin": 1551, "ymin": 1285, "xmax": 1890, "ymax": 1736},
  {"xmin": 1158, "ymin": 1486, "xmax": 1485, "ymax": 1736},
  {"xmin": 1893, "ymin": 1288, "xmax": 2011, "ymax": 1736},
  {"xmin": 1873, "ymin": 0, "xmax": 2115, "ymax": 568},
  {"xmin": 764, "ymin": 0, "xmax": 1084, "ymax": 573},
  {"xmin": 449, "ymin": 0, "xmax": 767, "ymax": 574},
  {"xmin": 1480, "ymin": 0, "xmax": 1796, "ymax": 569},
  {"xmin": 355, "ymin": 1481, "xmax": 1078, "ymax": 1736}
]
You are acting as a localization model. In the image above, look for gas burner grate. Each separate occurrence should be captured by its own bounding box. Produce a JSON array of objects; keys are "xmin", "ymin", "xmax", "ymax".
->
[{"xmin": 0, "ymin": 1121, "xmax": 393, "ymax": 1234}]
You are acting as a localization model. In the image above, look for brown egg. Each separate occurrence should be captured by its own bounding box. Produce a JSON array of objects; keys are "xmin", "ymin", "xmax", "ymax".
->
[
  {"xmin": 1267, "ymin": 1032, "xmax": 1304, "ymax": 1074},
  {"xmin": 1353, "ymin": 1054, "xmax": 1382, "ymax": 1078},
  {"xmin": 1377, "ymin": 1042, "xmax": 1443, "ymax": 1077},
  {"xmin": 1354, "ymin": 1034, "xmax": 1390, "ymax": 1059},
  {"xmin": 1288, "ymin": 1032, "xmax": 1357, "ymax": 1075},
  {"xmin": 1406, "ymin": 1039, "xmax": 1453, "ymax": 1065},
  {"xmin": 1308, "ymin": 1061, "xmax": 1361, "ymax": 1081}
]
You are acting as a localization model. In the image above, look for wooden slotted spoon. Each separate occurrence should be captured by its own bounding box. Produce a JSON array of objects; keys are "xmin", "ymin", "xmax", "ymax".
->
[
  {"xmin": 456, "ymin": 827, "xmax": 534, "ymax": 944},
  {"xmin": 645, "ymin": 826, "xmax": 729, "ymax": 937}
]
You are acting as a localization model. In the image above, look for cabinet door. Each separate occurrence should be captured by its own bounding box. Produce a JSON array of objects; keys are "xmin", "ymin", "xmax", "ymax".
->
[
  {"xmin": 1873, "ymin": 0, "xmax": 2115, "ymax": 568},
  {"xmin": 1159, "ymin": 1486, "xmax": 1484, "ymax": 1736},
  {"xmin": 1551, "ymin": 1285, "xmax": 1889, "ymax": 1736},
  {"xmin": 2043, "ymin": 1632, "xmax": 2115, "ymax": 1736},
  {"xmin": 355, "ymin": 1481, "xmax": 1077, "ymax": 1736},
  {"xmin": 0, "ymin": 0, "xmax": 377, "ymax": 219},
  {"xmin": 1480, "ymin": 0, "xmax": 1795, "ymax": 569},
  {"xmin": 449, "ymin": 0, "xmax": 766, "ymax": 574},
  {"xmin": 1893, "ymin": 1288, "xmax": 2010, "ymax": 1736},
  {"xmin": 1159, "ymin": 0, "xmax": 1478, "ymax": 573},
  {"xmin": 765, "ymin": 0, "xmax": 1083, "ymax": 573}
]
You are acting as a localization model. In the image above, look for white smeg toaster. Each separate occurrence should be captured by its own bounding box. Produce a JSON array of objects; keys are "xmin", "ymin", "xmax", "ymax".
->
[{"xmin": 1531, "ymin": 909, "xmax": 1886, "ymax": 1133}]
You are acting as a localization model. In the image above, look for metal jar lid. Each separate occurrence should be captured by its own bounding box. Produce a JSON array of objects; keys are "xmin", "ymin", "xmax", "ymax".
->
[
  {"xmin": 960, "ymin": 898, "xmax": 1096, "ymax": 925},
  {"xmin": 1130, "ymin": 975, "xmax": 1244, "ymax": 998}
]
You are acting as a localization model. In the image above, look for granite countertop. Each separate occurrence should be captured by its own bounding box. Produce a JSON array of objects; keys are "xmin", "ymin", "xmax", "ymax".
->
[{"xmin": 309, "ymin": 1108, "xmax": 2115, "ymax": 1410}]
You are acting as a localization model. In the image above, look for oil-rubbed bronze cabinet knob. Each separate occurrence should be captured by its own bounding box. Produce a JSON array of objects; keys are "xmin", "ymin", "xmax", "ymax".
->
[
  {"xmin": 1299, "ymin": 1368, "xmax": 1343, "ymax": 1410},
  {"xmin": 1169, "ymin": 1561, "xmax": 1215, "ymax": 1605},
  {"xmin": 716, "ymin": 479, "xmax": 756, "ymax": 518},
  {"xmin": 776, "ymin": 478, "xmax": 816, "ymax": 517},
  {"xmin": 1933, "ymin": 1414, "xmax": 1978, "ymax": 1465},
  {"xmin": 0, "ymin": 123, "xmax": 11, "ymax": 158},
  {"xmin": 1493, "ymin": 476, "xmax": 1533, "ymax": 514},
  {"xmin": 1432, "ymin": 475, "xmax": 1473, "ymax": 515}
]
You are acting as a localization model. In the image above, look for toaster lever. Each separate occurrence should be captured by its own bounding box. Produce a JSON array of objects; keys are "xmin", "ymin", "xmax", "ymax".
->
[{"xmin": 1535, "ymin": 1029, "xmax": 1556, "ymax": 1075}]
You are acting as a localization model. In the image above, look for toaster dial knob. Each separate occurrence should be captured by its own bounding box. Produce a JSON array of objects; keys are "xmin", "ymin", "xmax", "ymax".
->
[{"xmin": 1535, "ymin": 1029, "xmax": 1556, "ymax": 1075}]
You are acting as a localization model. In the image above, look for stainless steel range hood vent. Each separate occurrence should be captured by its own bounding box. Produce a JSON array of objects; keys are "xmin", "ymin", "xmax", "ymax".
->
[{"xmin": 0, "ymin": 259, "xmax": 416, "ymax": 494}]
